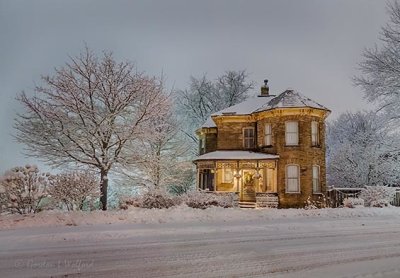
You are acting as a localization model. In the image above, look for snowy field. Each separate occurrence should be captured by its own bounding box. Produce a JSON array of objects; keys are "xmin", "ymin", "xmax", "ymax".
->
[{"xmin": 1, "ymin": 207, "xmax": 400, "ymax": 277}]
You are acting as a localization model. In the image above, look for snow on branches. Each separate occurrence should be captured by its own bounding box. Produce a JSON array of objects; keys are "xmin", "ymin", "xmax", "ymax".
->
[
  {"xmin": 327, "ymin": 111, "xmax": 400, "ymax": 188},
  {"xmin": 14, "ymin": 47, "xmax": 172, "ymax": 210},
  {"xmin": 0, "ymin": 165, "xmax": 53, "ymax": 214},
  {"xmin": 354, "ymin": 1, "xmax": 400, "ymax": 120},
  {"xmin": 49, "ymin": 171, "xmax": 100, "ymax": 211}
]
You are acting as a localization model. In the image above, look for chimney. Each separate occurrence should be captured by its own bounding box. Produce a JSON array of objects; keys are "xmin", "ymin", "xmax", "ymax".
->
[{"xmin": 260, "ymin": 79, "xmax": 269, "ymax": 96}]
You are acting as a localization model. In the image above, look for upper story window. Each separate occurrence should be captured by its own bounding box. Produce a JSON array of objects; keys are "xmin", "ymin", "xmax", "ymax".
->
[
  {"xmin": 286, "ymin": 164, "xmax": 300, "ymax": 193},
  {"xmin": 264, "ymin": 123, "xmax": 272, "ymax": 146},
  {"xmin": 312, "ymin": 165, "xmax": 321, "ymax": 193},
  {"xmin": 199, "ymin": 137, "xmax": 205, "ymax": 153},
  {"xmin": 243, "ymin": 127, "xmax": 255, "ymax": 149},
  {"xmin": 285, "ymin": 121, "xmax": 299, "ymax": 146},
  {"xmin": 311, "ymin": 121, "xmax": 319, "ymax": 146}
]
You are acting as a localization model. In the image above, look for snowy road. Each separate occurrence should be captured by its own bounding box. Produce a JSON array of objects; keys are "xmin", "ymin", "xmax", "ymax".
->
[{"xmin": 1, "ymin": 215, "xmax": 400, "ymax": 277}]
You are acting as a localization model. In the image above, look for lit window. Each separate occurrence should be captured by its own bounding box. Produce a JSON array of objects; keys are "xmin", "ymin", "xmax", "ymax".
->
[
  {"xmin": 222, "ymin": 168, "xmax": 234, "ymax": 183},
  {"xmin": 312, "ymin": 165, "xmax": 321, "ymax": 193},
  {"xmin": 311, "ymin": 121, "xmax": 319, "ymax": 146},
  {"xmin": 285, "ymin": 121, "xmax": 299, "ymax": 146},
  {"xmin": 264, "ymin": 123, "xmax": 272, "ymax": 146},
  {"xmin": 286, "ymin": 164, "xmax": 300, "ymax": 193},
  {"xmin": 243, "ymin": 127, "xmax": 255, "ymax": 149}
]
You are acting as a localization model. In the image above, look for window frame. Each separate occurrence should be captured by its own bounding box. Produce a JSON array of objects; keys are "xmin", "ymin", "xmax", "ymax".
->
[
  {"xmin": 199, "ymin": 136, "xmax": 206, "ymax": 153},
  {"xmin": 286, "ymin": 164, "xmax": 300, "ymax": 193},
  {"xmin": 311, "ymin": 121, "xmax": 319, "ymax": 146},
  {"xmin": 264, "ymin": 123, "xmax": 272, "ymax": 146},
  {"xmin": 312, "ymin": 165, "xmax": 321, "ymax": 193},
  {"xmin": 285, "ymin": 121, "xmax": 299, "ymax": 146},
  {"xmin": 222, "ymin": 168, "xmax": 234, "ymax": 184},
  {"xmin": 243, "ymin": 127, "xmax": 255, "ymax": 149}
]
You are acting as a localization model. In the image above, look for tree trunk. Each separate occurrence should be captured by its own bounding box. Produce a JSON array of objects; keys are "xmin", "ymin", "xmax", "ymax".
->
[{"xmin": 100, "ymin": 170, "xmax": 108, "ymax": 211}]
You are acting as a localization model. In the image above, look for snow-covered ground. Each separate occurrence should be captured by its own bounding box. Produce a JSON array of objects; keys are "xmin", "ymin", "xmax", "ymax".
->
[{"xmin": 1, "ymin": 206, "xmax": 400, "ymax": 277}]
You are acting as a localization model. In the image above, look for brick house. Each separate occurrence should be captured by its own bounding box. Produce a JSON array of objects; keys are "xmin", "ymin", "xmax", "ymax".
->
[{"xmin": 193, "ymin": 80, "xmax": 330, "ymax": 208}]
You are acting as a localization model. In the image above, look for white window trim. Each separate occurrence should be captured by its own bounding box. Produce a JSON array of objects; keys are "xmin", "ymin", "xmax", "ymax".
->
[
  {"xmin": 285, "ymin": 121, "xmax": 299, "ymax": 146},
  {"xmin": 264, "ymin": 123, "xmax": 272, "ymax": 146},
  {"xmin": 286, "ymin": 164, "xmax": 300, "ymax": 193},
  {"xmin": 312, "ymin": 165, "xmax": 321, "ymax": 193},
  {"xmin": 243, "ymin": 127, "xmax": 255, "ymax": 149},
  {"xmin": 311, "ymin": 121, "xmax": 319, "ymax": 146}
]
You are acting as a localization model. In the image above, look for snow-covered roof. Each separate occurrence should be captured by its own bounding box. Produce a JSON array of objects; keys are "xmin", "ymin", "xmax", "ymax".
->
[
  {"xmin": 201, "ymin": 116, "xmax": 217, "ymax": 128},
  {"xmin": 256, "ymin": 89, "xmax": 329, "ymax": 112},
  {"xmin": 194, "ymin": 151, "xmax": 279, "ymax": 161},
  {"xmin": 211, "ymin": 89, "xmax": 329, "ymax": 117}
]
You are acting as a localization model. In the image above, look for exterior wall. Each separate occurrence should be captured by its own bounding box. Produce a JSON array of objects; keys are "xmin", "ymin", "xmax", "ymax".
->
[
  {"xmin": 204, "ymin": 132, "xmax": 217, "ymax": 154},
  {"xmin": 258, "ymin": 114, "xmax": 327, "ymax": 208},
  {"xmin": 216, "ymin": 121, "xmax": 256, "ymax": 150},
  {"xmin": 197, "ymin": 108, "xmax": 328, "ymax": 208},
  {"xmin": 198, "ymin": 128, "xmax": 217, "ymax": 155}
]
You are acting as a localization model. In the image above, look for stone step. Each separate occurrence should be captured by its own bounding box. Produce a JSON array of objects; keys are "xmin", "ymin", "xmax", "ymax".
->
[{"xmin": 238, "ymin": 202, "xmax": 256, "ymax": 209}]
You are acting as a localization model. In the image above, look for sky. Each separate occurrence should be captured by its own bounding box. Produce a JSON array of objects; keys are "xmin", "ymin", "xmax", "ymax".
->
[{"xmin": 0, "ymin": 0, "xmax": 389, "ymax": 173}]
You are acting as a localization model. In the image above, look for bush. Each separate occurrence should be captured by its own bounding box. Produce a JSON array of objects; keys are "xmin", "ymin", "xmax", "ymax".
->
[
  {"xmin": 343, "ymin": 197, "xmax": 365, "ymax": 208},
  {"xmin": 119, "ymin": 196, "xmax": 142, "ymax": 210},
  {"xmin": 0, "ymin": 165, "xmax": 53, "ymax": 214},
  {"xmin": 139, "ymin": 189, "xmax": 179, "ymax": 209},
  {"xmin": 359, "ymin": 186, "xmax": 395, "ymax": 207},
  {"xmin": 48, "ymin": 171, "xmax": 100, "ymax": 211},
  {"xmin": 119, "ymin": 190, "xmax": 234, "ymax": 210},
  {"xmin": 184, "ymin": 191, "xmax": 234, "ymax": 209},
  {"xmin": 304, "ymin": 195, "xmax": 328, "ymax": 209}
]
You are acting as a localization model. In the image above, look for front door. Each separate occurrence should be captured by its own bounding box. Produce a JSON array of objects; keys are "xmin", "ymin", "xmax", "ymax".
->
[{"xmin": 241, "ymin": 170, "xmax": 256, "ymax": 202}]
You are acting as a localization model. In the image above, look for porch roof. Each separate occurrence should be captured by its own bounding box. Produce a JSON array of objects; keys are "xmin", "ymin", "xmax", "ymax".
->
[{"xmin": 194, "ymin": 151, "xmax": 279, "ymax": 161}]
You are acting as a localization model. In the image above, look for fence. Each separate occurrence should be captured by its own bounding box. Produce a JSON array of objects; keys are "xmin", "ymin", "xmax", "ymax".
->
[
  {"xmin": 392, "ymin": 189, "xmax": 400, "ymax": 206},
  {"xmin": 326, "ymin": 187, "xmax": 364, "ymax": 208},
  {"xmin": 327, "ymin": 187, "xmax": 400, "ymax": 207}
]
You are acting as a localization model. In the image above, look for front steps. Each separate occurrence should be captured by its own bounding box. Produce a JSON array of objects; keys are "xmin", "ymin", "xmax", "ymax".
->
[{"xmin": 238, "ymin": 201, "xmax": 256, "ymax": 209}]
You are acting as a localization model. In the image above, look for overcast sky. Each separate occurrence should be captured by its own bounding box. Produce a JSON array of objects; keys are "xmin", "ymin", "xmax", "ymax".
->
[{"xmin": 0, "ymin": 0, "xmax": 389, "ymax": 172}]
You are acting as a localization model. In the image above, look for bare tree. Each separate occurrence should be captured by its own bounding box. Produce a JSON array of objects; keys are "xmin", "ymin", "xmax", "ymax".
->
[
  {"xmin": 176, "ymin": 70, "xmax": 254, "ymax": 143},
  {"xmin": 15, "ymin": 47, "xmax": 170, "ymax": 210},
  {"xmin": 216, "ymin": 70, "xmax": 254, "ymax": 107},
  {"xmin": 354, "ymin": 1, "xmax": 400, "ymax": 121}
]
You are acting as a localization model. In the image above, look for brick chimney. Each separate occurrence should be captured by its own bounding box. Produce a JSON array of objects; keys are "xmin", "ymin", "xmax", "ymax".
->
[{"xmin": 260, "ymin": 79, "xmax": 269, "ymax": 96}]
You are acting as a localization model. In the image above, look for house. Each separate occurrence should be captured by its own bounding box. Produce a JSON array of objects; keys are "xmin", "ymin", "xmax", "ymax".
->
[{"xmin": 193, "ymin": 80, "xmax": 330, "ymax": 208}]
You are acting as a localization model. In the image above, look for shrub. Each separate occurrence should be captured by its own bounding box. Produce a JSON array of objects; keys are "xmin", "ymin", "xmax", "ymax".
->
[
  {"xmin": 48, "ymin": 171, "xmax": 100, "ymax": 211},
  {"xmin": 343, "ymin": 197, "xmax": 365, "ymax": 208},
  {"xmin": 304, "ymin": 195, "xmax": 328, "ymax": 209},
  {"xmin": 359, "ymin": 186, "xmax": 395, "ymax": 207},
  {"xmin": 119, "ymin": 196, "xmax": 142, "ymax": 210},
  {"xmin": 184, "ymin": 191, "xmax": 234, "ymax": 209},
  {"xmin": 140, "ymin": 188, "xmax": 178, "ymax": 209},
  {"xmin": 0, "ymin": 165, "xmax": 53, "ymax": 214}
]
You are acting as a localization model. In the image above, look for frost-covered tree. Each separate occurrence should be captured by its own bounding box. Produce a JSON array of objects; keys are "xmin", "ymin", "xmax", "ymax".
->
[
  {"xmin": 49, "ymin": 171, "xmax": 100, "ymax": 211},
  {"xmin": 15, "ymin": 47, "xmax": 170, "ymax": 210},
  {"xmin": 327, "ymin": 111, "xmax": 400, "ymax": 188},
  {"xmin": 117, "ymin": 110, "xmax": 194, "ymax": 192},
  {"xmin": 359, "ymin": 186, "xmax": 396, "ymax": 207},
  {"xmin": 354, "ymin": 1, "xmax": 400, "ymax": 122},
  {"xmin": 0, "ymin": 165, "xmax": 53, "ymax": 214},
  {"xmin": 176, "ymin": 70, "xmax": 254, "ymax": 142}
]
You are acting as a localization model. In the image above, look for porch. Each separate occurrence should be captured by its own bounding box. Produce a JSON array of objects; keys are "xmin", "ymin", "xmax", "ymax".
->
[{"xmin": 194, "ymin": 151, "xmax": 279, "ymax": 208}]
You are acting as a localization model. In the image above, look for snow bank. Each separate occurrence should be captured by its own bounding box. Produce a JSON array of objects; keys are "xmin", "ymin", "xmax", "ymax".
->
[{"xmin": 0, "ymin": 206, "xmax": 399, "ymax": 230}]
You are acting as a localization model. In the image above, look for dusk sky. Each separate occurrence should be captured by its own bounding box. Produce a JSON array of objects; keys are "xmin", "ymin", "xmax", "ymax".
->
[{"xmin": 0, "ymin": 0, "xmax": 388, "ymax": 172}]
